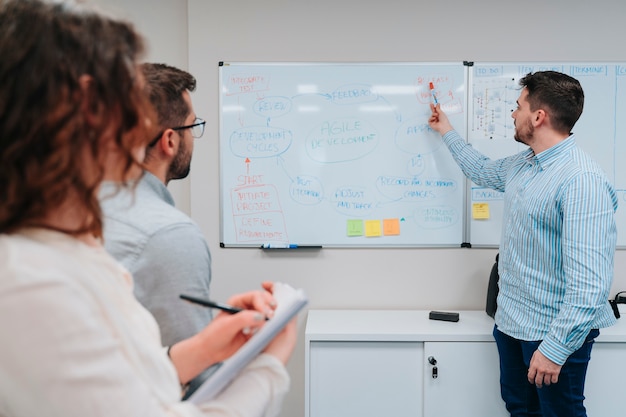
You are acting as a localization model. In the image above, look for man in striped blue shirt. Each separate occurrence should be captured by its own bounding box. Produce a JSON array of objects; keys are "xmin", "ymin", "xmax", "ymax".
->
[{"xmin": 429, "ymin": 71, "xmax": 617, "ymax": 417}]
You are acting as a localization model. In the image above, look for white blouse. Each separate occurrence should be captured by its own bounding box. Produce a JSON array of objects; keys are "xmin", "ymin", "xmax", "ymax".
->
[{"xmin": 0, "ymin": 228, "xmax": 289, "ymax": 417}]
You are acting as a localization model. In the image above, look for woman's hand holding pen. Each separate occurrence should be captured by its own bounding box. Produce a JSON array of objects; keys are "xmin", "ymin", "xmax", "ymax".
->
[
  {"xmin": 234, "ymin": 280, "xmax": 297, "ymax": 365},
  {"xmin": 168, "ymin": 282, "xmax": 279, "ymax": 385},
  {"xmin": 226, "ymin": 281, "xmax": 277, "ymax": 321},
  {"xmin": 428, "ymin": 103, "xmax": 454, "ymax": 136}
]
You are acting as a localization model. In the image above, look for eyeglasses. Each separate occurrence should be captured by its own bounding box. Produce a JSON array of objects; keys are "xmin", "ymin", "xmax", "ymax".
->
[
  {"xmin": 173, "ymin": 117, "xmax": 206, "ymax": 138},
  {"xmin": 148, "ymin": 117, "xmax": 206, "ymax": 147}
]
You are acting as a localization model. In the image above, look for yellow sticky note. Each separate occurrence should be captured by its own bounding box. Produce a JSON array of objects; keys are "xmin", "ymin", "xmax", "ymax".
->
[
  {"xmin": 347, "ymin": 219, "xmax": 364, "ymax": 237},
  {"xmin": 383, "ymin": 218, "xmax": 400, "ymax": 236},
  {"xmin": 364, "ymin": 220, "xmax": 382, "ymax": 237},
  {"xmin": 473, "ymin": 202, "xmax": 490, "ymax": 220}
]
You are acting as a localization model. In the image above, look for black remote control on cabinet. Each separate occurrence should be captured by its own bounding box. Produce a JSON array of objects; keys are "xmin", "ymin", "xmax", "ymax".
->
[{"xmin": 429, "ymin": 311, "xmax": 460, "ymax": 322}]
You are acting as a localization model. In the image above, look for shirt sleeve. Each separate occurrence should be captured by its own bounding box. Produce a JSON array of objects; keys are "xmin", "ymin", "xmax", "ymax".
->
[
  {"xmin": 196, "ymin": 354, "xmax": 290, "ymax": 417},
  {"xmin": 0, "ymin": 245, "xmax": 289, "ymax": 417},
  {"xmin": 538, "ymin": 171, "xmax": 617, "ymax": 364},
  {"xmin": 442, "ymin": 130, "xmax": 514, "ymax": 192},
  {"xmin": 132, "ymin": 222, "xmax": 213, "ymax": 347},
  {"xmin": 0, "ymin": 277, "xmax": 185, "ymax": 416}
]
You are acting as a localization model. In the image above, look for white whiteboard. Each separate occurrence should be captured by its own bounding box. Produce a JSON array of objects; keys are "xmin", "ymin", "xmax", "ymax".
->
[
  {"xmin": 467, "ymin": 62, "xmax": 626, "ymax": 247},
  {"xmin": 219, "ymin": 62, "xmax": 468, "ymax": 247},
  {"xmin": 219, "ymin": 62, "xmax": 626, "ymax": 248}
]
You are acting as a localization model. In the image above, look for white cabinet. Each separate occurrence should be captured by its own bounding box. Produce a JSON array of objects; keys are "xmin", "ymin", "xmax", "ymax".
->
[
  {"xmin": 423, "ymin": 342, "xmax": 506, "ymax": 416},
  {"xmin": 309, "ymin": 341, "xmax": 423, "ymax": 417},
  {"xmin": 584, "ymin": 342, "xmax": 626, "ymax": 413},
  {"xmin": 305, "ymin": 309, "xmax": 626, "ymax": 417}
]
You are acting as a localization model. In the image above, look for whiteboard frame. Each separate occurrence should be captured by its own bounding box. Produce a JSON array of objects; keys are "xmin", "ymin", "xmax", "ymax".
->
[
  {"xmin": 218, "ymin": 61, "xmax": 626, "ymax": 249},
  {"xmin": 218, "ymin": 61, "xmax": 469, "ymax": 248}
]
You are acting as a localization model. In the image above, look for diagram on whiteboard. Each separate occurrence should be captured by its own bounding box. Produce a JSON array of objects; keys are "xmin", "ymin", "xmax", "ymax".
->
[
  {"xmin": 470, "ymin": 74, "xmax": 518, "ymax": 140},
  {"xmin": 468, "ymin": 63, "xmax": 626, "ymax": 247},
  {"xmin": 219, "ymin": 63, "xmax": 467, "ymax": 247}
]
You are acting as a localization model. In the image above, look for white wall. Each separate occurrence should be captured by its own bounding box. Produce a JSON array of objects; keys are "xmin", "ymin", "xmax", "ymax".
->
[
  {"xmin": 97, "ymin": 1, "xmax": 626, "ymax": 417},
  {"xmin": 93, "ymin": 0, "xmax": 191, "ymax": 214},
  {"xmin": 188, "ymin": 1, "xmax": 626, "ymax": 416}
]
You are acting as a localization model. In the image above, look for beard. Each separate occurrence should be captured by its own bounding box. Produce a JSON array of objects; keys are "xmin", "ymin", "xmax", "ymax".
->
[
  {"xmin": 168, "ymin": 138, "xmax": 192, "ymax": 181},
  {"xmin": 514, "ymin": 118, "xmax": 534, "ymax": 145}
]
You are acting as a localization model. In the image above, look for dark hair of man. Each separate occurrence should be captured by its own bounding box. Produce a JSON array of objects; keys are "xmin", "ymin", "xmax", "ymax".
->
[
  {"xmin": 519, "ymin": 71, "xmax": 584, "ymax": 135},
  {"xmin": 0, "ymin": 0, "xmax": 152, "ymax": 237},
  {"xmin": 141, "ymin": 63, "xmax": 197, "ymax": 139}
]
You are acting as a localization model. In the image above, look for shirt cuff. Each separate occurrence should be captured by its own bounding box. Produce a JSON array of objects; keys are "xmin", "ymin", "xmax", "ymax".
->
[{"xmin": 538, "ymin": 335, "xmax": 572, "ymax": 366}]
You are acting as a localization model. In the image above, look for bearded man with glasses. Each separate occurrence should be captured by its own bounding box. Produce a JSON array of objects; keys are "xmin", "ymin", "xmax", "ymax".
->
[{"xmin": 99, "ymin": 63, "xmax": 213, "ymax": 397}]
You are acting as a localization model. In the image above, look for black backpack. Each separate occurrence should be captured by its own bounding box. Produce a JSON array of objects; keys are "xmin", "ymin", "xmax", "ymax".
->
[{"xmin": 485, "ymin": 253, "xmax": 499, "ymax": 319}]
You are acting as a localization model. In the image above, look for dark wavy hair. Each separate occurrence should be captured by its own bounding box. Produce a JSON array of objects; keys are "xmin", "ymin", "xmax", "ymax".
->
[
  {"xmin": 0, "ymin": 0, "xmax": 153, "ymax": 237},
  {"xmin": 519, "ymin": 71, "xmax": 584, "ymax": 135},
  {"xmin": 142, "ymin": 63, "xmax": 197, "ymax": 133}
]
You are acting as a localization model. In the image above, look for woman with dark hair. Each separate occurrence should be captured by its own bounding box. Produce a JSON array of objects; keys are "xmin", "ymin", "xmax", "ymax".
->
[{"xmin": 0, "ymin": 1, "xmax": 296, "ymax": 415}]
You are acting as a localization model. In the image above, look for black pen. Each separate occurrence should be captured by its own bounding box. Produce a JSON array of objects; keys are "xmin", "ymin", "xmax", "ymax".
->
[{"xmin": 180, "ymin": 294, "xmax": 242, "ymax": 314}]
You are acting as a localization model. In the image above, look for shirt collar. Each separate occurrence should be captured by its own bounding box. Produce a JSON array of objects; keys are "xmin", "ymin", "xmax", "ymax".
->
[
  {"xmin": 142, "ymin": 171, "xmax": 175, "ymax": 207},
  {"xmin": 528, "ymin": 134, "xmax": 576, "ymax": 169}
]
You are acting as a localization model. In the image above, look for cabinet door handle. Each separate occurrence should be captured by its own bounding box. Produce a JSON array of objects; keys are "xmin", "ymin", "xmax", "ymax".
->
[{"xmin": 428, "ymin": 356, "xmax": 438, "ymax": 379}]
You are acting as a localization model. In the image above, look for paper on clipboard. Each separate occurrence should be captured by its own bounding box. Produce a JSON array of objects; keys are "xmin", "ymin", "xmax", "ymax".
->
[{"xmin": 187, "ymin": 282, "xmax": 308, "ymax": 404}]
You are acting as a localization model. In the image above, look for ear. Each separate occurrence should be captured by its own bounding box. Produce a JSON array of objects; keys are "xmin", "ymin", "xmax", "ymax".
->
[
  {"xmin": 533, "ymin": 109, "xmax": 547, "ymax": 127},
  {"xmin": 155, "ymin": 128, "xmax": 179, "ymax": 158}
]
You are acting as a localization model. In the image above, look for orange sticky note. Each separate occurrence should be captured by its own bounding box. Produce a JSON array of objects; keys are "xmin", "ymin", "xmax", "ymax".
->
[{"xmin": 383, "ymin": 218, "xmax": 400, "ymax": 236}]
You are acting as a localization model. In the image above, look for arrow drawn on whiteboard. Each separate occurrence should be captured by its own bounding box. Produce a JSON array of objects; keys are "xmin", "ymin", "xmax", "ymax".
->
[
  {"xmin": 245, "ymin": 157, "xmax": 251, "ymax": 175},
  {"xmin": 290, "ymin": 93, "xmax": 332, "ymax": 101},
  {"xmin": 374, "ymin": 196, "xmax": 404, "ymax": 206},
  {"xmin": 237, "ymin": 96, "xmax": 244, "ymax": 127},
  {"xmin": 377, "ymin": 96, "xmax": 403, "ymax": 122},
  {"xmin": 276, "ymin": 156, "xmax": 294, "ymax": 182}
]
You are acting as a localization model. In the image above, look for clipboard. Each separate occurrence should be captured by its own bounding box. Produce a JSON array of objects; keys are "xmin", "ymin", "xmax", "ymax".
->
[{"xmin": 187, "ymin": 282, "xmax": 308, "ymax": 403}]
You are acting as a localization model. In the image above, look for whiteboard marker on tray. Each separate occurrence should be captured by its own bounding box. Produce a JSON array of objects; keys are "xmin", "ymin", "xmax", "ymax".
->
[
  {"xmin": 429, "ymin": 82, "xmax": 438, "ymax": 105},
  {"xmin": 260, "ymin": 243, "xmax": 322, "ymax": 249},
  {"xmin": 262, "ymin": 243, "xmax": 296, "ymax": 249}
]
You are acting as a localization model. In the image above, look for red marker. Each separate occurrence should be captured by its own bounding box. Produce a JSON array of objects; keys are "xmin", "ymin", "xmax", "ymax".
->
[{"xmin": 429, "ymin": 82, "xmax": 438, "ymax": 105}]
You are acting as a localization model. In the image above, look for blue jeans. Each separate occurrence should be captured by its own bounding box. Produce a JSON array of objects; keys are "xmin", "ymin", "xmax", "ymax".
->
[{"xmin": 492, "ymin": 325, "xmax": 599, "ymax": 417}]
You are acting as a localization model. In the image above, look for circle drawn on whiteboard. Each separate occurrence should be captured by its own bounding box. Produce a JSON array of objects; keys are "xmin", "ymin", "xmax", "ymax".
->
[
  {"xmin": 395, "ymin": 117, "xmax": 442, "ymax": 156},
  {"xmin": 306, "ymin": 117, "xmax": 379, "ymax": 163},
  {"xmin": 330, "ymin": 83, "xmax": 379, "ymax": 106},
  {"xmin": 329, "ymin": 185, "xmax": 375, "ymax": 217},
  {"xmin": 230, "ymin": 126, "xmax": 292, "ymax": 158},
  {"xmin": 407, "ymin": 154, "xmax": 426, "ymax": 176},
  {"xmin": 413, "ymin": 205, "xmax": 459, "ymax": 229},
  {"xmin": 253, "ymin": 96, "xmax": 292, "ymax": 119},
  {"xmin": 289, "ymin": 175, "xmax": 324, "ymax": 206}
]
